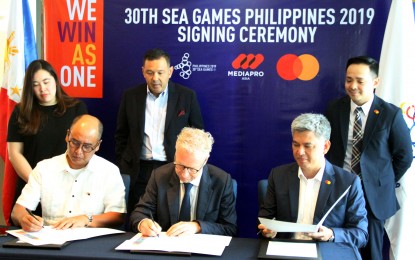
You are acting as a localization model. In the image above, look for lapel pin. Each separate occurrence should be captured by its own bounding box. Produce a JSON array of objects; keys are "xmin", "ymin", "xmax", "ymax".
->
[
  {"xmin": 178, "ymin": 109, "xmax": 185, "ymax": 117},
  {"xmin": 374, "ymin": 109, "xmax": 379, "ymax": 114},
  {"xmin": 325, "ymin": 180, "xmax": 331, "ymax": 185}
]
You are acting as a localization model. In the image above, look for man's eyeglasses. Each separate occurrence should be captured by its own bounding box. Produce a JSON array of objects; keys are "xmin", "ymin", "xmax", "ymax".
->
[
  {"xmin": 68, "ymin": 139, "xmax": 101, "ymax": 153},
  {"xmin": 174, "ymin": 162, "xmax": 204, "ymax": 175}
]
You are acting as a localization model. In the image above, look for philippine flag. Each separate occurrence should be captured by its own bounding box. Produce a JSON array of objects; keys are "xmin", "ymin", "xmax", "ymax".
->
[{"xmin": 0, "ymin": 0, "xmax": 38, "ymax": 225}]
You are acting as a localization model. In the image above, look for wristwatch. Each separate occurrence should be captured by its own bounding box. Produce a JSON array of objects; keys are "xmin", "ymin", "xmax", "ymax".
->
[
  {"xmin": 86, "ymin": 214, "xmax": 93, "ymax": 227},
  {"xmin": 328, "ymin": 232, "xmax": 335, "ymax": 242}
]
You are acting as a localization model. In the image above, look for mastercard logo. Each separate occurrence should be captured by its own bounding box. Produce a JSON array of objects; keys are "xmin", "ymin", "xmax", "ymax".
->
[{"xmin": 276, "ymin": 54, "xmax": 319, "ymax": 81}]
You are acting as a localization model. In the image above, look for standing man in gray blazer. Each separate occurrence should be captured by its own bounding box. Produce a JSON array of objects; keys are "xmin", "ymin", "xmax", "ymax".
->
[{"xmin": 115, "ymin": 49, "xmax": 204, "ymax": 213}]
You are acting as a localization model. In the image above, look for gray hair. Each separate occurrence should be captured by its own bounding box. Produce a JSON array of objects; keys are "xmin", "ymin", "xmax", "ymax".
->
[
  {"xmin": 291, "ymin": 113, "xmax": 331, "ymax": 141},
  {"xmin": 176, "ymin": 127, "xmax": 214, "ymax": 158}
]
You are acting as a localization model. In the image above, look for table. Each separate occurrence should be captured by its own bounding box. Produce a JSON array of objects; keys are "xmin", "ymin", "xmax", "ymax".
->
[{"xmin": 0, "ymin": 232, "xmax": 361, "ymax": 259}]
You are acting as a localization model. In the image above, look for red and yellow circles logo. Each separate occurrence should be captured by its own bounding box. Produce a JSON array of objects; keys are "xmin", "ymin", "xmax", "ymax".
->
[{"xmin": 276, "ymin": 54, "xmax": 319, "ymax": 81}]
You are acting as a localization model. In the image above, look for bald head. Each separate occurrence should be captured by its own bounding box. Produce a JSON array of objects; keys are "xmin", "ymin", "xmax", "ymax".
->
[
  {"xmin": 65, "ymin": 115, "xmax": 103, "ymax": 169},
  {"xmin": 70, "ymin": 114, "xmax": 103, "ymax": 140}
]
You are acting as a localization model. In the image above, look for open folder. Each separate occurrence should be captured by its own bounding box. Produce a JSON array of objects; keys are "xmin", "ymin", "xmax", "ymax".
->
[
  {"xmin": 116, "ymin": 232, "xmax": 232, "ymax": 256},
  {"xmin": 259, "ymin": 185, "xmax": 351, "ymax": 233},
  {"xmin": 5, "ymin": 227, "xmax": 124, "ymax": 247},
  {"xmin": 2, "ymin": 239, "xmax": 70, "ymax": 250}
]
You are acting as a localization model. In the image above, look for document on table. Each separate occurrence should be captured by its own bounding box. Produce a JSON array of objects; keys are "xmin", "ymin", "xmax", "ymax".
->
[
  {"xmin": 259, "ymin": 185, "xmax": 351, "ymax": 233},
  {"xmin": 7, "ymin": 226, "xmax": 124, "ymax": 246},
  {"xmin": 116, "ymin": 232, "xmax": 232, "ymax": 256},
  {"xmin": 266, "ymin": 241, "xmax": 318, "ymax": 258}
]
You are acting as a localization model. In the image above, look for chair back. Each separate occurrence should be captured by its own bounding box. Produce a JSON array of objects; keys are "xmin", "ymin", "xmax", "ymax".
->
[
  {"xmin": 121, "ymin": 173, "xmax": 130, "ymax": 205},
  {"xmin": 121, "ymin": 173, "xmax": 130, "ymax": 231},
  {"xmin": 258, "ymin": 179, "xmax": 268, "ymax": 207},
  {"xmin": 232, "ymin": 178, "xmax": 237, "ymax": 199}
]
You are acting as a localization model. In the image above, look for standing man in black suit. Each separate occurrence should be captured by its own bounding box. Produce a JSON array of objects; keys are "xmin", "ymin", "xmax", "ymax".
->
[
  {"xmin": 325, "ymin": 56, "xmax": 413, "ymax": 260},
  {"xmin": 115, "ymin": 48, "xmax": 204, "ymax": 213}
]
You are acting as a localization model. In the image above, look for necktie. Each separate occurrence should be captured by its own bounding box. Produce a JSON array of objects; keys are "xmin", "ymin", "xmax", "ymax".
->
[
  {"xmin": 351, "ymin": 107, "xmax": 363, "ymax": 178},
  {"xmin": 179, "ymin": 183, "xmax": 193, "ymax": 221}
]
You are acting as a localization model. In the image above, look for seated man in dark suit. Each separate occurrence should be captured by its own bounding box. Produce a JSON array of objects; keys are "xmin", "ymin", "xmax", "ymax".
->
[
  {"xmin": 258, "ymin": 113, "xmax": 368, "ymax": 249},
  {"xmin": 130, "ymin": 127, "xmax": 237, "ymax": 237}
]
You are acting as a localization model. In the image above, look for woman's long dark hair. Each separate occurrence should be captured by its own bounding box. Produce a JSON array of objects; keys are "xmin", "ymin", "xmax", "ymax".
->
[{"xmin": 17, "ymin": 59, "xmax": 80, "ymax": 135}]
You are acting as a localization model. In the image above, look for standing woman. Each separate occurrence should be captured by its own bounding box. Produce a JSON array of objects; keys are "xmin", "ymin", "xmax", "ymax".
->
[{"xmin": 7, "ymin": 59, "xmax": 88, "ymax": 202}]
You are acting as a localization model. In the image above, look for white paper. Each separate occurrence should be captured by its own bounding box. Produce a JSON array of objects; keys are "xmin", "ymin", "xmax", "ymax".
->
[
  {"xmin": 259, "ymin": 185, "xmax": 351, "ymax": 233},
  {"xmin": 259, "ymin": 217, "xmax": 317, "ymax": 233},
  {"xmin": 7, "ymin": 226, "xmax": 124, "ymax": 246},
  {"xmin": 116, "ymin": 232, "xmax": 231, "ymax": 256},
  {"xmin": 316, "ymin": 185, "xmax": 351, "ymax": 228},
  {"xmin": 266, "ymin": 241, "xmax": 317, "ymax": 258}
]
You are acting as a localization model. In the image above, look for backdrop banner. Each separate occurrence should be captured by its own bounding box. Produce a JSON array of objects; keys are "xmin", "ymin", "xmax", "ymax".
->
[
  {"xmin": 44, "ymin": 0, "xmax": 391, "ymax": 237},
  {"xmin": 44, "ymin": 0, "xmax": 104, "ymax": 98}
]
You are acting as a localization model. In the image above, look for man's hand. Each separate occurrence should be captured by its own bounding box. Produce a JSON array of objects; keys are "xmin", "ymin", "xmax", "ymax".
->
[
  {"xmin": 166, "ymin": 221, "xmax": 200, "ymax": 237},
  {"xmin": 308, "ymin": 226, "xmax": 333, "ymax": 241},
  {"xmin": 258, "ymin": 223, "xmax": 277, "ymax": 238},
  {"xmin": 53, "ymin": 215, "xmax": 89, "ymax": 230},
  {"xmin": 139, "ymin": 219, "xmax": 162, "ymax": 237},
  {"xmin": 20, "ymin": 214, "xmax": 44, "ymax": 232}
]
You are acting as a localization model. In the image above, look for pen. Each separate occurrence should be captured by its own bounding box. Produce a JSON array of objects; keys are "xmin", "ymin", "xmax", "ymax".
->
[
  {"xmin": 25, "ymin": 208, "xmax": 44, "ymax": 228},
  {"xmin": 149, "ymin": 211, "xmax": 159, "ymax": 237}
]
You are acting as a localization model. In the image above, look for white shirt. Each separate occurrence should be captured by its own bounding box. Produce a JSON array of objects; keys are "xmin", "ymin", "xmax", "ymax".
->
[
  {"xmin": 344, "ymin": 97, "xmax": 373, "ymax": 172},
  {"xmin": 141, "ymin": 86, "xmax": 168, "ymax": 161},
  {"xmin": 294, "ymin": 162, "xmax": 324, "ymax": 240},
  {"xmin": 17, "ymin": 153, "xmax": 127, "ymax": 225}
]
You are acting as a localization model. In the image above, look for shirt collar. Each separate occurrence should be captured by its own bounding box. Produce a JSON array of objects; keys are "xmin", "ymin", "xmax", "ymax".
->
[
  {"xmin": 297, "ymin": 160, "xmax": 325, "ymax": 181},
  {"xmin": 63, "ymin": 152, "xmax": 96, "ymax": 173},
  {"xmin": 146, "ymin": 85, "xmax": 168, "ymax": 98},
  {"xmin": 350, "ymin": 95, "xmax": 374, "ymax": 116}
]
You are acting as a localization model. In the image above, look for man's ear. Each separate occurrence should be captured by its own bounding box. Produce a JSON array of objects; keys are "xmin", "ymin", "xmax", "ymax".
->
[
  {"xmin": 168, "ymin": 66, "xmax": 173, "ymax": 78},
  {"xmin": 373, "ymin": 77, "xmax": 380, "ymax": 89},
  {"xmin": 324, "ymin": 140, "xmax": 331, "ymax": 154},
  {"xmin": 94, "ymin": 140, "xmax": 102, "ymax": 152}
]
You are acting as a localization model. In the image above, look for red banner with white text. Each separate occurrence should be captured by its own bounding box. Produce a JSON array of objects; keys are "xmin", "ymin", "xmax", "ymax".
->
[{"xmin": 43, "ymin": 0, "xmax": 103, "ymax": 98}]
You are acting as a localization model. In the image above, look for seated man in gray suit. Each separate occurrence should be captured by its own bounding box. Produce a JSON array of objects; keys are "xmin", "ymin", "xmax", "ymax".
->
[
  {"xmin": 258, "ymin": 113, "xmax": 368, "ymax": 249},
  {"xmin": 130, "ymin": 127, "xmax": 237, "ymax": 237}
]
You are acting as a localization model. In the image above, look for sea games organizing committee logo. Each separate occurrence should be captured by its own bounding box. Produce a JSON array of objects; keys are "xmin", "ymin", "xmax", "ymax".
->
[
  {"xmin": 174, "ymin": 53, "xmax": 217, "ymax": 80},
  {"xmin": 400, "ymin": 101, "xmax": 415, "ymax": 156},
  {"xmin": 228, "ymin": 54, "xmax": 265, "ymax": 80},
  {"xmin": 276, "ymin": 54, "xmax": 319, "ymax": 81}
]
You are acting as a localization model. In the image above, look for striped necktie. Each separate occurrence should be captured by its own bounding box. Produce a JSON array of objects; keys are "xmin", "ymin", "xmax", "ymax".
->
[{"xmin": 351, "ymin": 107, "xmax": 363, "ymax": 178}]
